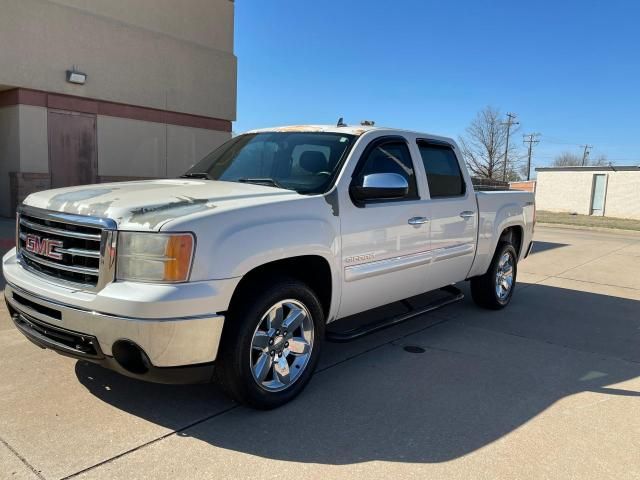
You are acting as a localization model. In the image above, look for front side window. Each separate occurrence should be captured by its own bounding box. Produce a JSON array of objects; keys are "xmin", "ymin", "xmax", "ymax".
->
[
  {"xmin": 184, "ymin": 132, "xmax": 355, "ymax": 194},
  {"xmin": 417, "ymin": 141, "xmax": 465, "ymax": 198},
  {"xmin": 354, "ymin": 140, "xmax": 418, "ymax": 200}
]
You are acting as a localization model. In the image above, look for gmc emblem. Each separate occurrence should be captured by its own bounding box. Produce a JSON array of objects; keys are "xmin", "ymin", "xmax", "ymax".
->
[{"xmin": 24, "ymin": 234, "xmax": 63, "ymax": 260}]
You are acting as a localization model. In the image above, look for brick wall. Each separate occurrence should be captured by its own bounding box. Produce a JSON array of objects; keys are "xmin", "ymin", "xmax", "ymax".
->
[{"xmin": 509, "ymin": 180, "xmax": 536, "ymax": 192}]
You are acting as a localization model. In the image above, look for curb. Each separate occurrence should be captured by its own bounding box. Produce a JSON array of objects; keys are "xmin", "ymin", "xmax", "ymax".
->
[{"xmin": 538, "ymin": 222, "xmax": 640, "ymax": 236}]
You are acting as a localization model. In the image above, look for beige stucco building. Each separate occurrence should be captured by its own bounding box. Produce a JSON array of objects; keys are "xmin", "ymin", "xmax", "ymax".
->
[
  {"xmin": 535, "ymin": 166, "xmax": 640, "ymax": 219},
  {"xmin": 0, "ymin": 0, "xmax": 236, "ymax": 217}
]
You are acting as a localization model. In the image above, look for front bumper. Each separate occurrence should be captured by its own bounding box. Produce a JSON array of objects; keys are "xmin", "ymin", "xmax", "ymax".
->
[
  {"xmin": 8, "ymin": 303, "xmax": 216, "ymax": 384},
  {"xmin": 3, "ymin": 248, "xmax": 240, "ymax": 383}
]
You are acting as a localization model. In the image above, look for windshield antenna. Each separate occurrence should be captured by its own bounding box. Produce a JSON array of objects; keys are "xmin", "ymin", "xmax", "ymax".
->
[{"xmin": 336, "ymin": 117, "xmax": 347, "ymax": 127}]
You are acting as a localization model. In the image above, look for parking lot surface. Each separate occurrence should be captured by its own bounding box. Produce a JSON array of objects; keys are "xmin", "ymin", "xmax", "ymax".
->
[{"xmin": 1, "ymin": 225, "xmax": 639, "ymax": 480}]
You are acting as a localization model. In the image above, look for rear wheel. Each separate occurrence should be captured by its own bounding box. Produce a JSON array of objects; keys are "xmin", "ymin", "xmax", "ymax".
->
[
  {"xmin": 216, "ymin": 278, "xmax": 324, "ymax": 409},
  {"xmin": 471, "ymin": 242, "xmax": 517, "ymax": 309}
]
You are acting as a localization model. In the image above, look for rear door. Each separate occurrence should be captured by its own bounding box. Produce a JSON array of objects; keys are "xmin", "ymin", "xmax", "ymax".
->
[
  {"xmin": 415, "ymin": 139, "xmax": 477, "ymax": 285},
  {"xmin": 48, "ymin": 110, "xmax": 97, "ymax": 188}
]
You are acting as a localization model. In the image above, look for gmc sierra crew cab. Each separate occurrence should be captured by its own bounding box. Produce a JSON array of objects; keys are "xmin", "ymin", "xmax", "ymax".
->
[{"xmin": 2, "ymin": 124, "xmax": 535, "ymax": 409}]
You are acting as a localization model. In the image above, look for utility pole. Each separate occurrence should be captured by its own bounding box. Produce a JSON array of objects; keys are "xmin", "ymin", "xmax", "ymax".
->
[
  {"xmin": 580, "ymin": 144, "xmax": 593, "ymax": 166},
  {"xmin": 501, "ymin": 113, "xmax": 519, "ymax": 181},
  {"xmin": 522, "ymin": 133, "xmax": 540, "ymax": 180}
]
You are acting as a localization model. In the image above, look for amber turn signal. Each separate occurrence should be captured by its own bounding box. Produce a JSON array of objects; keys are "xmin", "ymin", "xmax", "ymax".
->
[{"xmin": 163, "ymin": 234, "xmax": 194, "ymax": 282}]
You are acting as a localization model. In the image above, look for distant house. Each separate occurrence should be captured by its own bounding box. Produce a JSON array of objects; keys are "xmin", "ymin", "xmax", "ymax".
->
[
  {"xmin": 509, "ymin": 180, "xmax": 536, "ymax": 193},
  {"xmin": 535, "ymin": 166, "xmax": 640, "ymax": 219}
]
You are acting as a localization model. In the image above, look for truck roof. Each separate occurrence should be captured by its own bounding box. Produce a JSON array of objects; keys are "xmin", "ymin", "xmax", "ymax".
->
[
  {"xmin": 246, "ymin": 124, "xmax": 378, "ymax": 136},
  {"xmin": 245, "ymin": 125, "xmax": 455, "ymax": 144}
]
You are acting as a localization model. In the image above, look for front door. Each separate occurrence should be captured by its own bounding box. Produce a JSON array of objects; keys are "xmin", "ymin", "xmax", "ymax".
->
[
  {"xmin": 337, "ymin": 136, "xmax": 432, "ymax": 318},
  {"xmin": 48, "ymin": 110, "xmax": 97, "ymax": 188}
]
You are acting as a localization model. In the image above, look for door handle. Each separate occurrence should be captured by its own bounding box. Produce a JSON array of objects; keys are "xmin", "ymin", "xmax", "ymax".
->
[
  {"xmin": 408, "ymin": 216, "xmax": 429, "ymax": 226},
  {"xmin": 459, "ymin": 211, "xmax": 475, "ymax": 219}
]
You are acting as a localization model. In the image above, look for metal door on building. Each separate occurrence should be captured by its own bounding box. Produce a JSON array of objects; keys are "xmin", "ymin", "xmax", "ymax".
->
[
  {"xmin": 48, "ymin": 110, "xmax": 97, "ymax": 188},
  {"xmin": 590, "ymin": 174, "xmax": 607, "ymax": 216}
]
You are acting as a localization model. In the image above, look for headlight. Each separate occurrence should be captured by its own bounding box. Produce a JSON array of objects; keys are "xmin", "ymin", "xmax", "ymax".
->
[{"xmin": 116, "ymin": 232, "xmax": 195, "ymax": 283}]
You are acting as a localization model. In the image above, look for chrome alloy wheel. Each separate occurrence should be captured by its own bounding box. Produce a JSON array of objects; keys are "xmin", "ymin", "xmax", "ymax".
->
[
  {"xmin": 250, "ymin": 299, "xmax": 314, "ymax": 392},
  {"xmin": 495, "ymin": 251, "xmax": 514, "ymax": 301}
]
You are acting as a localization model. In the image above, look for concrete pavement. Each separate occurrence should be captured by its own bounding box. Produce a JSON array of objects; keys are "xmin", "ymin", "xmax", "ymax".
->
[{"xmin": 1, "ymin": 225, "xmax": 639, "ymax": 479}]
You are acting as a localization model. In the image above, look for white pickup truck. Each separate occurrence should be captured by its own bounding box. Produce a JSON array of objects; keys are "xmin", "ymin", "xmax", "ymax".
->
[{"xmin": 3, "ymin": 124, "xmax": 534, "ymax": 409}]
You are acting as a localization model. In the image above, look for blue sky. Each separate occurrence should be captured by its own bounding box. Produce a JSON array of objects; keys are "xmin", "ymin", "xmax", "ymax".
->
[{"xmin": 234, "ymin": 1, "xmax": 640, "ymax": 169}]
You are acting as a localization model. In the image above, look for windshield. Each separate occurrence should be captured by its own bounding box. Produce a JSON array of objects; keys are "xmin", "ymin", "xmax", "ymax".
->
[{"xmin": 183, "ymin": 132, "xmax": 356, "ymax": 194}]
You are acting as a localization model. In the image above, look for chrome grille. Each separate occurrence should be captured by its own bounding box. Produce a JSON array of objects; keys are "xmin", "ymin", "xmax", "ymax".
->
[{"xmin": 17, "ymin": 206, "xmax": 117, "ymax": 290}]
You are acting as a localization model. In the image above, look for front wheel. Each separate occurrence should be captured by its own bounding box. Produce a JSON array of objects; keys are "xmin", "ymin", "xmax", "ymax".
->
[
  {"xmin": 470, "ymin": 242, "xmax": 518, "ymax": 310},
  {"xmin": 216, "ymin": 278, "xmax": 324, "ymax": 409}
]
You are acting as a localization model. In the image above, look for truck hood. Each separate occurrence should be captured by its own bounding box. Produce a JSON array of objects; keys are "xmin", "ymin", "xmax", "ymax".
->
[{"xmin": 22, "ymin": 179, "xmax": 301, "ymax": 230}]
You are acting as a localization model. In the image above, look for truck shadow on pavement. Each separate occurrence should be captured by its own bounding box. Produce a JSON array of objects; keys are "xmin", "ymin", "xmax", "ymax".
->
[
  {"xmin": 529, "ymin": 241, "xmax": 569, "ymax": 253},
  {"xmin": 74, "ymin": 283, "xmax": 640, "ymax": 464}
]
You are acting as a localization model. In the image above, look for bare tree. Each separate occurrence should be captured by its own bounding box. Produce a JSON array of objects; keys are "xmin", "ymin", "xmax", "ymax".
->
[
  {"xmin": 590, "ymin": 154, "xmax": 610, "ymax": 166},
  {"xmin": 552, "ymin": 152, "xmax": 583, "ymax": 167},
  {"xmin": 552, "ymin": 152, "xmax": 610, "ymax": 167},
  {"xmin": 458, "ymin": 106, "xmax": 521, "ymax": 180}
]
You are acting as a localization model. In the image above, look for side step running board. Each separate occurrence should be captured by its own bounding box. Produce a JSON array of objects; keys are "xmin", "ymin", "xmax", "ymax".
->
[{"xmin": 325, "ymin": 285, "xmax": 464, "ymax": 343}]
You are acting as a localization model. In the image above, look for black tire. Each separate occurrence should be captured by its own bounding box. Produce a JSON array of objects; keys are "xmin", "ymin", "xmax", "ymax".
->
[
  {"xmin": 470, "ymin": 242, "xmax": 518, "ymax": 310},
  {"xmin": 216, "ymin": 277, "xmax": 325, "ymax": 409}
]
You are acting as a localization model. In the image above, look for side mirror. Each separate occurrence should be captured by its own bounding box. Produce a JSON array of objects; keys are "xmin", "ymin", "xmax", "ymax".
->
[{"xmin": 350, "ymin": 173, "xmax": 409, "ymax": 202}]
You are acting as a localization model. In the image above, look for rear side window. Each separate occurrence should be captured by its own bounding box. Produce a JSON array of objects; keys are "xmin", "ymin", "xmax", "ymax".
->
[
  {"xmin": 356, "ymin": 140, "xmax": 418, "ymax": 200},
  {"xmin": 417, "ymin": 141, "xmax": 465, "ymax": 198}
]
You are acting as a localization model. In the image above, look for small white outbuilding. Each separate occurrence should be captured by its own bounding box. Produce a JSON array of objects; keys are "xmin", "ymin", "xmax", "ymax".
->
[{"xmin": 535, "ymin": 166, "xmax": 640, "ymax": 220}]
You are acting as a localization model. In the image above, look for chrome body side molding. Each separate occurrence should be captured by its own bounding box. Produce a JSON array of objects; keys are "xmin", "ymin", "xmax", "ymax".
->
[{"xmin": 344, "ymin": 243, "xmax": 475, "ymax": 282}]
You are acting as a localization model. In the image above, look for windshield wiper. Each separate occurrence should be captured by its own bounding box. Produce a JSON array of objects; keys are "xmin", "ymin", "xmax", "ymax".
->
[
  {"xmin": 237, "ymin": 178, "xmax": 286, "ymax": 189},
  {"xmin": 181, "ymin": 172, "xmax": 212, "ymax": 180}
]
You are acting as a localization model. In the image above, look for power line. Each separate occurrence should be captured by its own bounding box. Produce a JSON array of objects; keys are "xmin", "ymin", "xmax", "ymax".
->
[
  {"xmin": 538, "ymin": 135, "xmax": 582, "ymax": 146},
  {"xmin": 539, "ymin": 140, "xmax": 581, "ymax": 147},
  {"xmin": 501, "ymin": 112, "xmax": 519, "ymax": 181},
  {"xmin": 537, "ymin": 135, "xmax": 623, "ymax": 147},
  {"xmin": 523, "ymin": 133, "xmax": 541, "ymax": 180}
]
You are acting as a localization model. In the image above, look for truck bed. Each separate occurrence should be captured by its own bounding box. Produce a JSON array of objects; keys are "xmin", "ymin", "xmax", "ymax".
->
[{"xmin": 468, "ymin": 190, "xmax": 536, "ymax": 278}]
